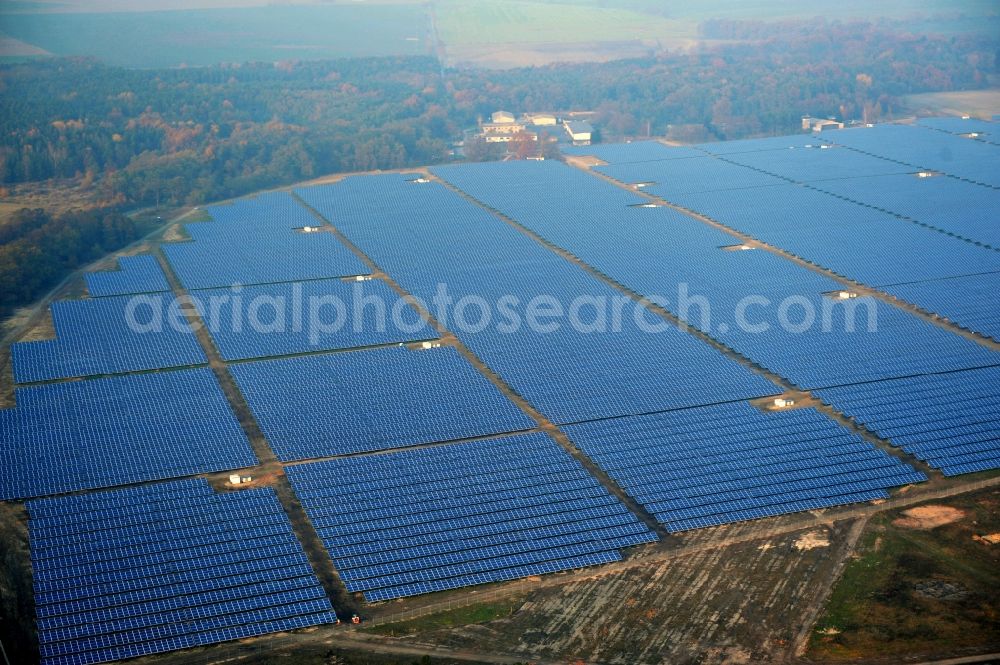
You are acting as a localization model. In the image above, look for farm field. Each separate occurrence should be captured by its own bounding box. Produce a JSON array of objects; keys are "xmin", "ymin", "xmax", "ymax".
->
[
  {"xmin": 2, "ymin": 0, "xmax": 997, "ymax": 68},
  {"xmin": 436, "ymin": 0, "xmax": 999, "ymax": 66},
  {"xmin": 0, "ymin": 4, "xmax": 431, "ymax": 68},
  {"xmin": 903, "ymin": 89, "xmax": 1000, "ymax": 119},
  {"xmin": 434, "ymin": 1, "xmax": 695, "ymax": 47}
]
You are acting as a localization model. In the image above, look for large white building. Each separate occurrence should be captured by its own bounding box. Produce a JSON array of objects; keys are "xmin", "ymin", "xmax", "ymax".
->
[{"xmin": 564, "ymin": 120, "xmax": 593, "ymax": 146}]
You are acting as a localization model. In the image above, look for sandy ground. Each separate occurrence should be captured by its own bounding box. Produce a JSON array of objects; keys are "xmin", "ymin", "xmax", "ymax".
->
[
  {"xmin": 0, "ymin": 34, "xmax": 50, "ymax": 57},
  {"xmin": 893, "ymin": 505, "xmax": 966, "ymax": 530},
  {"xmin": 794, "ymin": 530, "xmax": 832, "ymax": 550}
]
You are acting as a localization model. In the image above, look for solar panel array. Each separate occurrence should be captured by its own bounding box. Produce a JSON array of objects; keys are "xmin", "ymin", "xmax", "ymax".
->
[
  {"xmin": 719, "ymin": 144, "xmax": 911, "ymax": 182},
  {"xmin": 563, "ymin": 403, "xmax": 926, "ymax": 532},
  {"xmin": 669, "ymin": 184, "xmax": 1000, "ymax": 287},
  {"xmin": 162, "ymin": 192, "xmax": 369, "ymax": 290},
  {"xmin": 230, "ymin": 346, "xmax": 535, "ymax": 461},
  {"xmin": 916, "ymin": 117, "xmax": 999, "ymax": 145},
  {"xmin": 286, "ymin": 433, "xmax": 657, "ymax": 602},
  {"xmin": 823, "ymin": 123, "xmax": 1000, "ymax": 187},
  {"xmin": 5, "ymin": 119, "xmax": 1000, "ymax": 659},
  {"xmin": 85, "ymin": 256, "xmax": 171, "ymax": 297},
  {"xmin": 0, "ymin": 369, "xmax": 255, "ymax": 500},
  {"xmin": 297, "ymin": 174, "xmax": 780, "ymax": 424},
  {"xmin": 883, "ymin": 273, "xmax": 1000, "ymax": 342},
  {"xmin": 695, "ymin": 133, "xmax": 828, "ymax": 155},
  {"xmin": 188, "ymin": 278, "xmax": 432, "ymax": 361},
  {"xmin": 598, "ymin": 155, "xmax": 786, "ymax": 195},
  {"xmin": 815, "ymin": 366, "xmax": 1000, "ymax": 476},
  {"xmin": 27, "ymin": 478, "xmax": 337, "ymax": 665},
  {"xmin": 431, "ymin": 160, "xmax": 998, "ymax": 389},
  {"xmin": 11, "ymin": 295, "xmax": 206, "ymax": 383},
  {"xmin": 562, "ymin": 140, "xmax": 702, "ymax": 163},
  {"xmin": 567, "ymin": 130, "xmax": 1000, "ymax": 353},
  {"xmin": 812, "ymin": 173, "xmax": 1000, "ymax": 248}
]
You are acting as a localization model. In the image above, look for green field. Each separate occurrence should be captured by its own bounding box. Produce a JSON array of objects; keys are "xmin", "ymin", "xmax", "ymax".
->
[
  {"xmin": 810, "ymin": 488, "xmax": 1000, "ymax": 661},
  {"xmin": 904, "ymin": 89, "xmax": 1000, "ymax": 119},
  {"xmin": 435, "ymin": 0, "xmax": 694, "ymax": 47},
  {"xmin": 0, "ymin": 4, "xmax": 430, "ymax": 68},
  {"xmin": 523, "ymin": 0, "xmax": 998, "ymax": 21},
  {"xmin": 0, "ymin": 0, "xmax": 996, "ymax": 68}
]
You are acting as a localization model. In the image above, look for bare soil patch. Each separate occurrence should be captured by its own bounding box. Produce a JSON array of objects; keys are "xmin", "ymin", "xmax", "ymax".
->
[
  {"xmin": 893, "ymin": 505, "xmax": 966, "ymax": 530},
  {"xmin": 0, "ymin": 34, "xmax": 50, "ymax": 57},
  {"xmin": 794, "ymin": 530, "xmax": 831, "ymax": 551}
]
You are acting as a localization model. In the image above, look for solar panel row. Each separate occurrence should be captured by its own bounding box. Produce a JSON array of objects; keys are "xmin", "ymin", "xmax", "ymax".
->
[
  {"xmin": 824, "ymin": 123, "xmax": 1000, "ymax": 188},
  {"xmin": 0, "ymin": 369, "xmax": 256, "ymax": 500},
  {"xmin": 162, "ymin": 191, "xmax": 369, "ymax": 290},
  {"xmin": 695, "ymin": 133, "xmax": 829, "ymax": 156},
  {"xmin": 85, "ymin": 256, "xmax": 171, "ymax": 297},
  {"xmin": 563, "ymin": 402, "xmax": 926, "ymax": 532},
  {"xmin": 916, "ymin": 117, "xmax": 999, "ymax": 146},
  {"xmin": 11, "ymin": 295, "xmax": 207, "ymax": 383},
  {"xmin": 668, "ymin": 184, "xmax": 1000, "ymax": 287},
  {"xmin": 562, "ymin": 140, "xmax": 702, "ymax": 163},
  {"xmin": 26, "ymin": 478, "xmax": 337, "ymax": 665},
  {"xmin": 718, "ymin": 144, "xmax": 911, "ymax": 182},
  {"xmin": 188, "ymin": 278, "xmax": 432, "ymax": 361},
  {"xmin": 230, "ymin": 345, "xmax": 536, "ymax": 461},
  {"xmin": 882, "ymin": 273, "xmax": 1000, "ymax": 342},
  {"xmin": 812, "ymin": 173, "xmax": 1000, "ymax": 248},
  {"xmin": 431, "ymin": 160, "xmax": 997, "ymax": 390},
  {"xmin": 814, "ymin": 366, "xmax": 1000, "ymax": 476},
  {"xmin": 286, "ymin": 433, "xmax": 657, "ymax": 602},
  {"xmin": 599, "ymin": 155, "xmax": 787, "ymax": 195},
  {"xmin": 296, "ymin": 174, "xmax": 780, "ymax": 424}
]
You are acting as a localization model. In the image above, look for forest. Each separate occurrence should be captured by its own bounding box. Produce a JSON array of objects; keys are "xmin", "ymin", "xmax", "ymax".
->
[
  {"xmin": 0, "ymin": 18, "xmax": 996, "ymax": 317},
  {"xmin": 0, "ymin": 208, "xmax": 144, "ymax": 320}
]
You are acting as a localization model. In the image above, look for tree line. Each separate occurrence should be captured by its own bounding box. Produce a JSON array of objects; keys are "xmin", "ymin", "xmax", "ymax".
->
[{"xmin": 0, "ymin": 208, "xmax": 145, "ymax": 319}]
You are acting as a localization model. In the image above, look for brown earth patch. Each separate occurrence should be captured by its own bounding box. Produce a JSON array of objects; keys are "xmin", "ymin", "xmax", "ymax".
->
[
  {"xmin": 794, "ymin": 530, "xmax": 831, "ymax": 551},
  {"xmin": 892, "ymin": 505, "xmax": 965, "ymax": 530}
]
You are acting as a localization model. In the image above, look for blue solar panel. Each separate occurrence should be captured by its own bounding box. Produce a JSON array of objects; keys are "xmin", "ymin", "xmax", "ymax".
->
[
  {"xmin": 696, "ymin": 134, "xmax": 829, "ymax": 155},
  {"xmin": 598, "ymin": 155, "xmax": 786, "ymax": 195},
  {"xmin": 815, "ymin": 366, "xmax": 1000, "ymax": 476},
  {"xmin": 230, "ymin": 345, "xmax": 535, "ymax": 461},
  {"xmin": 563, "ymin": 402, "xmax": 926, "ymax": 532},
  {"xmin": 187, "ymin": 278, "xmax": 432, "ymax": 361},
  {"xmin": 812, "ymin": 173, "xmax": 1000, "ymax": 248},
  {"xmin": 720, "ymin": 144, "xmax": 911, "ymax": 182},
  {"xmin": 0, "ymin": 369, "xmax": 256, "ymax": 500},
  {"xmin": 85, "ymin": 255, "xmax": 171, "ymax": 297},
  {"xmin": 824, "ymin": 123, "xmax": 1000, "ymax": 187},
  {"xmin": 562, "ymin": 140, "xmax": 702, "ymax": 162},
  {"xmin": 882, "ymin": 273, "xmax": 1000, "ymax": 342},
  {"xmin": 431, "ymin": 160, "xmax": 998, "ymax": 389},
  {"xmin": 916, "ymin": 117, "xmax": 999, "ymax": 145},
  {"xmin": 10, "ymin": 295, "xmax": 207, "ymax": 383},
  {"xmin": 162, "ymin": 191, "xmax": 369, "ymax": 290},
  {"xmin": 296, "ymin": 174, "xmax": 780, "ymax": 423},
  {"xmin": 668, "ymin": 184, "xmax": 1000, "ymax": 287},
  {"xmin": 286, "ymin": 433, "xmax": 657, "ymax": 601},
  {"xmin": 26, "ymin": 479, "xmax": 337, "ymax": 665}
]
